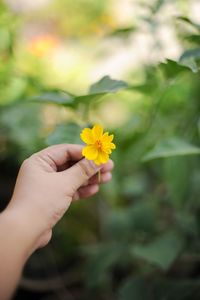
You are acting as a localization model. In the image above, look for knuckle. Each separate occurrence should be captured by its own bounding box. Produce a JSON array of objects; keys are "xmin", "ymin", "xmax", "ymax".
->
[
  {"xmin": 21, "ymin": 158, "xmax": 32, "ymax": 170},
  {"xmin": 77, "ymin": 160, "xmax": 96, "ymax": 179}
]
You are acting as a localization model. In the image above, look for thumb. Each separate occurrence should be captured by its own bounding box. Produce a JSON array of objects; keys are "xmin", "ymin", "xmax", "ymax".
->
[{"xmin": 64, "ymin": 158, "xmax": 101, "ymax": 191}]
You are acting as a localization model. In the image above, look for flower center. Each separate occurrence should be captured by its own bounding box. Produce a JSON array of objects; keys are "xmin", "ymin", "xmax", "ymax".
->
[{"xmin": 95, "ymin": 139, "xmax": 102, "ymax": 149}]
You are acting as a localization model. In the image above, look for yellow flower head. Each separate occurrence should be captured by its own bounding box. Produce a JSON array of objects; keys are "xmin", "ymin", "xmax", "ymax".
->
[{"xmin": 80, "ymin": 124, "xmax": 116, "ymax": 165}]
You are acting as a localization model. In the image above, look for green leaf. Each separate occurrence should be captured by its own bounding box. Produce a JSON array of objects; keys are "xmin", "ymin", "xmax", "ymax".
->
[
  {"xmin": 142, "ymin": 138, "xmax": 200, "ymax": 161},
  {"xmin": 131, "ymin": 231, "xmax": 185, "ymax": 270},
  {"xmin": 30, "ymin": 76, "xmax": 128, "ymax": 107},
  {"xmin": 119, "ymin": 277, "xmax": 200, "ymax": 300},
  {"xmin": 46, "ymin": 123, "xmax": 82, "ymax": 145},
  {"xmin": 179, "ymin": 48, "xmax": 200, "ymax": 72},
  {"xmin": 74, "ymin": 76, "xmax": 127, "ymax": 104},
  {"xmin": 108, "ymin": 26, "xmax": 136, "ymax": 38},
  {"xmin": 118, "ymin": 277, "xmax": 150, "ymax": 300},
  {"xmin": 154, "ymin": 279, "xmax": 200, "ymax": 300},
  {"xmin": 89, "ymin": 76, "xmax": 128, "ymax": 94},
  {"xmin": 85, "ymin": 244, "xmax": 125, "ymax": 288},
  {"xmin": 183, "ymin": 34, "xmax": 200, "ymax": 45},
  {"xmin": 159, "ymin": 59, "xmax": 190, "ymax": 78},
  {"xmin": 75, "ymin": 93, "xmax": 107, "ymax": 104},
  {"xmin": 175, "ymin": 212, "xmax": 198, "ymax": 237},
  {"xmin": 163, "ymin": 157, "xmax": 192, "ymax": 208},
  {"xmin": 180, "ymin": 48, "xmax": 200, "ymax": 61},
  {"xmin": 106, "ymin": 202, "xmax": 157, "ymax": 240},
  {"xmin": 29, "ymin": 91, "xmax": 75, "ymax": 107},
  {"xmin": 177, "ymin": 16, "xmax": 200, "ymax": 31}
]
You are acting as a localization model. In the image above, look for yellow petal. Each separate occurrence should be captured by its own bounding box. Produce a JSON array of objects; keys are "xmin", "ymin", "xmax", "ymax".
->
[
  {"xmin": 102, "ymin": 141, "xmax": 116, "ymax": 153},
  {"xmin": 98, "ymin": 150, "xmax": 109, "ymax": 164},
  {"xmin": 101, "ymin": 132, "xmax": 114, "ymax": 143},
  {"xmin": 92, "ymin": 124, "xmax": 103, "ymax": 140},
  {"xmin": 109, "ymin": 142, "xmax": 116, "ymax": 149},
  {"xmin": 82, "ymin": 145, "xmax": 98, "ymax": 160},
  {"xmin": 102, "ymin": 147, "xmax": 112, "ymax": 154},
  {"xmin": 94, "ymin": 156, "xmax": 102, "ymax": 165},
  {"xmin": 80, "ymin": 128, "xmax": 94, "ymax": 144}
]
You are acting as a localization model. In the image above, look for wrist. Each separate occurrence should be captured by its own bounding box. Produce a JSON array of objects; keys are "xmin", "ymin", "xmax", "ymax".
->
[{"xmin": 0, "ymin": 205, "xmax": 42, "ymax": 260}]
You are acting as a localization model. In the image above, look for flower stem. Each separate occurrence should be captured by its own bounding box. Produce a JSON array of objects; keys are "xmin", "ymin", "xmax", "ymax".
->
[{"xmin": 98, "ymin": 170, "xmax": 101, "ymax": 183}]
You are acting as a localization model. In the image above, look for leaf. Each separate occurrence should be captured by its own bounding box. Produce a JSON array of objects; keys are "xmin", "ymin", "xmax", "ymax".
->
[
  {"xmin": 180, "ymin": 48, "xmax": 200, "ymax": 61},
  {"xmin": 183, "ymin": 34, "xmax": 200, "ymax": 45},
  {"xmin": 89, "ymin": 76, "xmax": 128, "ymax": 94},
  {"xmin": 179, "ymin": 48, "xmax": 200, "ymax": 72},
  {"xmin": 131, "ymin": 231, "xmax": 185, "ymax": 270},
  {"xmin": 29, "ymin": 91, "xmax": 75, "ymax": 107},
  {"xmin": 30, "ymin": 76, "xmax": 128, "ymax": 107},
  {"xmin": 118, "ymin": 277, "xmax": 150, "ymax": 300},
  {"xmin": 159, "ymin": 59, "xmax": 190, "ymax": 78},
  {"xmin": 75, "ymin": 93, "xmax": 107, "ymax": 104},
  {"xmin": 154, "ymin": 279, "xmax": 200, "ymax": 300},
  {"xmin": 85, "ymin": 244, "xmax": 125, "ymax": 288},
  {"xmin": 175, "ymin": 212, "xmax": 198, "ymax": 237},
  {"xmin": 177, "ymin": 16, "xmax": 200, "ymax": 31},
  {"xmin": 164, "ymin": 156, "xmax": 190, "ymax": 208},
  {"xmin": 119, "ymin": 277, "xmax": 200, "ymax": 300},
  {"xmin": 74, "ymin": 76, "xmax": 127, "ymax": 104},
  {"xmin": 106, "ymin": 202, "xmax": 157, "ymax": 240},
  {"xmin": 108, "ymin": 26, "xmax": 136, "ymax": 38},
  {"xmin": 46, "ymin": 123, "xmax": 82, "ymax": 145},
  {"xmin": 142, "ymin": 138, "xmax": 200, "ymax": 162}
]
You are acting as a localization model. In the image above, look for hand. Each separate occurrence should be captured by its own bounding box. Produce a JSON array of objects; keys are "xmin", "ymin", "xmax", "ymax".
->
[{"xmin": 7, "ymin": 144, "xmax": 114, "ymax": 254}]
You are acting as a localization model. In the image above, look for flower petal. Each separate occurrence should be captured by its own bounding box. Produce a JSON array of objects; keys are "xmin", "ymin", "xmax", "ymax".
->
[
  {"xmin": 92, "ymin": 124, "xmax": 103, "ymax": 140},
  {"xmin": 102, "ymin": 147, "xmax": 112, "ymax": 154},
  {"xmin": 102, "ymin": 141, "xmax": 116, "ymax": 153},
  {"xmin": 109, "ymin": 142, "xmax": 116, "ymax": 149},
  {"xmin": 82, "ymin": 145, "xmax": 98, "ymax": 160},
  {"xmin": 80, "ymin": 128, "xmax": 94, "ymax": 144},
  {"xmin": 94, "ymin": 156, "xmax": 102, "ymax": 165},
  {"xmin": 101, "ymin": 132, "xmax": 114, "ymax": 143},
  {"xmin": 98, "ymin": 150, "xmax": 109, "ymax": 164}
]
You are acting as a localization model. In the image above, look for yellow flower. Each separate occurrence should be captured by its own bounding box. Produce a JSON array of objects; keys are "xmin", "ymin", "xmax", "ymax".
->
[{"xmin": 80, "ymin": 124, "xmax": 116, "ymax": 165}]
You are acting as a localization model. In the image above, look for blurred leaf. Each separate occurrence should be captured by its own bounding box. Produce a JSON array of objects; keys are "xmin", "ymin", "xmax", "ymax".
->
[
  {"xmin": 2, "ymin": 77, "xmax": 27, "ymax": 104},
  {"xmin": 29, "ymin": 91, "xmax": 75, "ymax": 107},
  {"xmin": 85, "ymin": 244, "xmax": 125, "ymax": 288},
  {"xmin": 131, "ymin": 231, "xmax": 185, "ymax": 270},
  {"xmin": 183, "ymin": 34, "xmax": 200, "ymax": 45},
  {"xmin": 0, "ymin": 28, "xmax": 12, "ymax": 52},
  {"xmin": 0, "ymin": 102, "xmax": 43, "ymax": 160},
  {"xmin": 175, "ymin": 212, "xmax": 198, "ymax": 237},
  {"xmin": 142, "ymin": 138, "xmax": 200, "ymax": 161},
  {"xmin": 74, "ymin": 76, "xmax": 128, "ymax": 105},
  {"xmin": 154, "ymin": 279, "xmax": 200, "ymax": 300},
  {"xmin": 106, "ymin": 202, "xmax": 157, "ymax": 240},
  {"xmin": 139, "ymin": 0, "xmax": 166, "ymax": 15},
  {"xmin": 122, "ymin": 174, "xmax": 148, "ymax": 197},
  {"xmin": 119, "ymin": 277, "xmax": 200, "ymax": 300},
  {"xmin": 89, "ymin": 76, "xmax": 128, "ymax": 94},
  {"xmin": 46, "ymin": 123, "xmax": 82, "ymax": 145},
  {"xmin": 75, "ymin": 93, "xmax": 107, "ymax": 104},
  {"xmin": 177, "ymin": 16, "xmax": 200, "ymax": 31},
  {"xmin": 30, "ymin": 76, "xmax": 128, "ymax": 108},
  {"xmin": 159, "ymin": 59, "xmax": 190, "ymax": 78},
  {"xmin": 179, "ymin": 48, "xmax": 200, "ymax": 72},
  {"xmin": 109, "ymin": 26, "xmax": 136, "ymax": 38},
  {"xmin": 163, "ymin": 157, "xmax": 191, "ymax": 208},
  {"xmin": 118, "ymin": 277, "xmax": 150, "ymax": 300}
]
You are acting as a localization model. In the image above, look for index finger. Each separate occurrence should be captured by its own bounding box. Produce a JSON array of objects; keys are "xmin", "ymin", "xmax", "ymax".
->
[{"xmin": 34, "ymin": 144, "xmax": 84, "ymax": 171}]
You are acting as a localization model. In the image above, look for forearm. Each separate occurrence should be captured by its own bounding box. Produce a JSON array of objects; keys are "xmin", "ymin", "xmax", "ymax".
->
[{"xmin": 0, "ymin": 208, "xmax": 36, "ymax": 300}]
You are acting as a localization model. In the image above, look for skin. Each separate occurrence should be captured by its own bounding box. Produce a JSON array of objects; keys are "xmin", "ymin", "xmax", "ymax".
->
[{"xmin": 0, "ymin": 144, "xmax": 114, "ymax": 300}]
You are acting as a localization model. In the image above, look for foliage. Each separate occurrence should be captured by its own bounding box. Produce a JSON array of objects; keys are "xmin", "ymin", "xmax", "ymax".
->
[{"xmin": 0, "ymin": 0, "xmax": 200, "ymax": 299}]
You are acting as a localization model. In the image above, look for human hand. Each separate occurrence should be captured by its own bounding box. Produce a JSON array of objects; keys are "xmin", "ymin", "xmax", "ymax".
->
[{"xmin": 6, "ymin": 144, "xmax": 114, "ymax": 255}]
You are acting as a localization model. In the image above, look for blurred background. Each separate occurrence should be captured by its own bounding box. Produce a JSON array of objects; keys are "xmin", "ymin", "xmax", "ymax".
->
[{"xmin": 0, "ymin": 0, "xmax": 200, "ymax": 299}]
